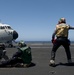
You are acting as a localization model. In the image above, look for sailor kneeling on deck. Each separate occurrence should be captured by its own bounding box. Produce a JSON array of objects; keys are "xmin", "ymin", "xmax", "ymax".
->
[{"xmin": 0, "ymin": 40, "xmax": 32, "ymax": 67}]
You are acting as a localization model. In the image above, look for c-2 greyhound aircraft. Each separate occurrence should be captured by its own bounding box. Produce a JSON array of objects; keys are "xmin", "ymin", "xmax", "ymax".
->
[{"xmin": 0, "ymin": 23, "xmax": 18, "ymax": 47}]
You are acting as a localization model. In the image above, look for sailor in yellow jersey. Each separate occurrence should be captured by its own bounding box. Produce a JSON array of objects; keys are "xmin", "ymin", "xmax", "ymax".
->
[{"xmin": 49, "ymin": 18, "xmax": 74, "ymax": 66}]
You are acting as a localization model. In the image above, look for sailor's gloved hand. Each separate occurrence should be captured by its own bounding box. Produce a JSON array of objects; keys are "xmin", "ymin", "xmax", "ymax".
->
[{"xmin": 51, "ymin": 39, "xmax": 56, "ymax": 44}]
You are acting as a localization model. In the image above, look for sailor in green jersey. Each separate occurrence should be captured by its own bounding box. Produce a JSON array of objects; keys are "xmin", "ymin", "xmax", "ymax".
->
[{"xmin": 17, "ymin": 41, "xmax": 32, "ymax": 65}]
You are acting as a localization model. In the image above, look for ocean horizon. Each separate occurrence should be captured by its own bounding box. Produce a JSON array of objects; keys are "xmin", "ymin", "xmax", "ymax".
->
[{"xmin": 16, "ymin": 40, "xmax": 74, "ymax": 43}]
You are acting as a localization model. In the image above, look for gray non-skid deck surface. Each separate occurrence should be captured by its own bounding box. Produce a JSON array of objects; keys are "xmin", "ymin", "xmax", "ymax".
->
[{"xmin": 0, "ymin": 43, "xmax": 74, "ymax": 75}]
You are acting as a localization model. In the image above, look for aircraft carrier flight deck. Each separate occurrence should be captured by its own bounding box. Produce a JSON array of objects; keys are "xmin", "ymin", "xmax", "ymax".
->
[{"xmin": 0, "ymin": 43, "xmax": 74, "ymax": 75}]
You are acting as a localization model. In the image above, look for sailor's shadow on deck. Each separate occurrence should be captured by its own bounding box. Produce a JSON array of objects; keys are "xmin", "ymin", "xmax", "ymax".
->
[
  {"xmin": 12, "ymin": 62, "xmax": 36, "ymax": 68},
  {"xmin": 54, "ymin": 62, "xmax": 74, "ymax": 67},
  {"xmin": 0, "ymin": 62, "xmax": 36, "ymax": 68}
]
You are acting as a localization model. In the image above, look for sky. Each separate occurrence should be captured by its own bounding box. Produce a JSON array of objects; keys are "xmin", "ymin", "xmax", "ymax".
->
[{"xmin": 0, "ymin": 0, "xmax": 74, "ymax": 41}]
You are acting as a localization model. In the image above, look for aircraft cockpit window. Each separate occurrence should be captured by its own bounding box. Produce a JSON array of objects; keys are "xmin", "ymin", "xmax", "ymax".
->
[
  {"xmin": 0, "ymin": 26, "xmax": 12, "ymax": 29},
  {"xmin": 0, "ymin": 26, "xmax": 5, "ymax": 29},
  {"xmin": 7, "ymin": 26, "xmax": 12, "ymax": 29}
]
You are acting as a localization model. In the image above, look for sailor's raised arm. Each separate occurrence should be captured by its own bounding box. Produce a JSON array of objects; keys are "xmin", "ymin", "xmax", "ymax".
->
[{"xmin": 69, "ymin": 26, "xmax": 74, "ymax": 29}]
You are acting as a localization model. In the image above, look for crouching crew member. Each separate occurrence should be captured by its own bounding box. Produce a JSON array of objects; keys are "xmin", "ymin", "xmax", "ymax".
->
[
  {"xmin": 0, "ymin": 44, "xmax": 9, "ymax": 61},
  {"xmin": 0, "ymin": 41, "xmax": 32, "ymax": 67}
]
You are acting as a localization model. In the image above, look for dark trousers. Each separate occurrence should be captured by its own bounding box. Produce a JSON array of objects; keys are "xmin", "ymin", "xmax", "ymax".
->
[
  {"xmin": 0, "ymin": 57, "xmax": 23, "ymax": 67},
  {"xmin": 0, "ymin": 50, "xmax": 23, "ymax": 67},
  {"xmin": 51, "ymin": 37, "xmax": 71, "ymax": 61}
]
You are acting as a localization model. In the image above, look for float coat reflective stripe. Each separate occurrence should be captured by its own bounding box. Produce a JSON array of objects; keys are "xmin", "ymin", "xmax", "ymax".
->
[
  {"xmin": 56, "ymin": 23, "xmax": 70, "ymax": 37},
  {"xmin": 19, "ymin": 46, "xmax": 32, "ymax": 64}
]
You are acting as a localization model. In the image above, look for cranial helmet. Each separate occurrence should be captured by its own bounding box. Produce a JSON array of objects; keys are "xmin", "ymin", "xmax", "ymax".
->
[
  {"xmin": 18, "ymin": 40, "xmax": 26, "ymax": 47},
  {"xmin": 59, "ymin": 18, "xmax": 66, "ymax": 23}
]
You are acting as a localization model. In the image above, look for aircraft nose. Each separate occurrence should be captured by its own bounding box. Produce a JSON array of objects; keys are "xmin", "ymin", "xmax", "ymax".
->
[{"xmin": 13, "ymin": 31, "xmax": 18, "ymax": 40}]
